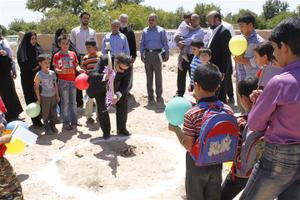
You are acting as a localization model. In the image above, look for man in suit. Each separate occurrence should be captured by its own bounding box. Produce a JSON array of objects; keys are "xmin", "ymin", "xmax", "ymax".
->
[
  {"xmin": 119, "ymin": 14, "xmax": 137, "ymax": 93},
  {"xmin": 206, "ymin": 11, "xmax": 232, "ymax": 103}
]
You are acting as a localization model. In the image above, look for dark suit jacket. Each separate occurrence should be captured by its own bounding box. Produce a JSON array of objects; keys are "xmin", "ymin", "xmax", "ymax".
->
[
  {"xmin": 208, "ymin": 25, "xmax": 232, "ymax": 74},
  {"xmin": 120, "ymin": 27, "xmax": 137, "ymax": 58}
]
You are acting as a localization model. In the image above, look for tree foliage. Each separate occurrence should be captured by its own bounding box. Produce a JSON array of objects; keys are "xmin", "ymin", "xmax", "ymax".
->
[
  {"xmin": 8, "ymin": 19, "xmax": 37, "ymax": 34},
  {"xmin": 262, "ymin": 0, "xmax": 289, "ymax": 20},
  {"xmin": 194, "ymin": 3, "xmax": 221, "ymax": 28}
]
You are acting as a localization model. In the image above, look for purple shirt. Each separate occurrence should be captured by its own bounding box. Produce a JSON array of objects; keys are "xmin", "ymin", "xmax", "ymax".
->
[{"xmin": 248, "ymin": 60, "xmax": 300, "ymax": 144}]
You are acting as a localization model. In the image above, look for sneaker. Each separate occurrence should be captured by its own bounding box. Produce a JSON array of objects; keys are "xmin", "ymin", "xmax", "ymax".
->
[
  {"xmin": 86, "ymin": 117, "xmax": 95, "ymax": 124},
  {"xmin": 63, "ymin": 124, "xmax": 73, "ymax": 131},
  {"xmin": 117, "ymin": 129, "xmax": 131, "ymax": 136}
]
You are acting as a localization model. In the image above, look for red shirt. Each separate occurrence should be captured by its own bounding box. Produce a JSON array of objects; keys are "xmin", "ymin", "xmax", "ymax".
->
[{"xmin": 53, "ymin": 51, "xmax": 78, "ymax": 81}]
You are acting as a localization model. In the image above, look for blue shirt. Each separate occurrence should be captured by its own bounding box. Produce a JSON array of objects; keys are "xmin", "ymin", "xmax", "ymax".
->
[
  {"xmin": 102, "ymin": 32, "xmax": 130, "ymax": 56},
  {"xmin": 140, "ymin": 26, "xmax": 169, "ymax": 56},
  {"xmin": 190, "ymin": 56, "xmax": 202, "ymax": 86},
  {"xmin": 183, "ymin": 28, "xmax": 207, "ymax": 54},
  {"xmin": 235, "ymin": 31, "xmax": 264, "ymax": 81}
]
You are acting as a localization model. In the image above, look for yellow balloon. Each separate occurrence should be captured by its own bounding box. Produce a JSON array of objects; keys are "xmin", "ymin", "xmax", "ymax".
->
[
  {"xmin": 224, "ymin": 161, "xmax": 233, "ymax": 168},
  {"xmin": 5, "ymin": 138, "xmax": 26, "ymax": 155},
  {"xmin": 229, "ymin": 35, "xmax": 248, "ymax": 56}
]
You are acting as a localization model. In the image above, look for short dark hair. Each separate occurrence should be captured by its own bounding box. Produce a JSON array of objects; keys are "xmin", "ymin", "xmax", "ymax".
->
[
  {"xmin": 200, "ymin": 48, "xmax": 212, "ymax": 56},
  {"xmin": 37, "ymin": 54, "xmax": 50, "ymax": 63},
  {"xmin": 190, "ymin": 39, "xmax": 204, "ymax": 49},
  {"xmin": 85, "ymin": 39, "xmax": 97, "ymax": 47},
  {"xmin": 57, "ymin": 34, "xmax": 69, "ymax": 44},
  {"xmin": 194, "ymin": 63, "xmax": 221, "ymax": 92},
  {"xmin": 254, "ymin": 41, "xmax": 275, "ymax": 61},
  {"xmin": 183, "ymin": 13, "xmax": 192, "ymax": 19},
  {"xmin": 80, "ymin": 11, "xmax": 90, "ymax": 18},
  {"xmin": 269, "ymin": 16, "xmax": 300, "ymax": 57},
  {"xmin": 115, "ymin": 53, "xmax": 132, "ymax": 67},
  {"xmin": 237, "ymin": 13, "xmax": 255, "ymax": 26},
  {"xmin": 238, "ymin": 76, "xmax": 258, "ymax": 97}
]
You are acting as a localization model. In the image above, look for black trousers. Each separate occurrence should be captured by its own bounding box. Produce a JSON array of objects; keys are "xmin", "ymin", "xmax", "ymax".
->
[
  {"xmin": 176, "ymin": 54, "xmax": 194, "ymax": 97},
  {"xmin": 20, "ymin": 71, "xmax": 41, "ymax": 124},
  {"xmin": 221, "ymin": 173, "xmax": 248, "ymax": 200},
  {"xmin": 226, "ymin": 72, "xmax": 234, "ymax": 98},
  {"xmin": 218, "ymin": 78, "xmax": 227, "ymax": 103},
  {"xmin": 95, "ymin": 93, "xmax": 128, "ymax": 136}
]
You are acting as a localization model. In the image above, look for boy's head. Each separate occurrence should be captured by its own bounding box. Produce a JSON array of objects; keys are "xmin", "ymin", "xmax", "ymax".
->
[
  {"xmin": 190, "ymin": 39, "xmax": 204, "ymax": 56},
  {"xmin": 183, "ymin": 12, "xmax": 192, "ymax": 23},
  {"xmin": 199, "ymin": 48, "xmax": 212, "ymax": 64},
  {"xmin": 193, "ymin": 63, "xmax": 221, "ymax": 100},
  {"xmin": 85, "ymin": 39, "xmax": 97, "ymax": 54},
  {"xmin": 237, "ymin": 14, "xmax": 255, "ymax": 36},
  {"xmin": 269, "ymin": 16, "xmax": 300, "ymax": 67},
  {"xmin": 254, "ymin": 41, "xmax": 275, "ymax": 67},
  {"xmin": 238, "ymin": 76, "xmax": 258, "ymax": 112},
  {"xmin": 58, "ymin": 34, "xmax": 70, "ymax": 52},
  {"xmin": 37, "ymin": 54, "xmax": 51, "ymax": 70}
]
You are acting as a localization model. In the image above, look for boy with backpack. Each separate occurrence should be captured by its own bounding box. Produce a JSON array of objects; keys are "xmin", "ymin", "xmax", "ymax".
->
[
  {"xmin": 169, "ymin": 63, "xmax": 239, "ymax": 200},
  {"xmin": 221, "ymin": 76, "xmax": 264, "ymax": 200}
]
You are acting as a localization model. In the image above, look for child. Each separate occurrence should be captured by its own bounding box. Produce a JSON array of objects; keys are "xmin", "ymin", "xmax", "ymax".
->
[
  {"xmin": 34, "ymin": 54, "xmax": 60, "ymax": 134},
  {"xmin": 253, "ymin": 41, "xmax": 281, "ymax": 88},
  {"xmin": 53, "ymin": 34, "xmax": 85, "ymax": 131},
  {"xmin": 189, "ymin": 39, "xmax": 204, "ymax": 92},
  {"xmin": 175, "ymin": 13, "xmax": 199, "ymax": 66},
  {"xmin": 169, "ymin": 63, "xmax": 234, "ymax": 200},
  {"xmin": 239, "ymin": 16, "xmax": 300, "ymax": 200},
  {"xmin": 81, "ymin": 39, "xmax": 100, "ymax": 124},
  {"xmin": 199, "ymin": 48, "xmax": 212, "ymax": 64},
  {"xmin": 0, "ymin": 98, "xmax": 23, "ymax": 199},
  {"xmin": 221, "ymin": 76, "xmax": 263, "ymax": 200}
]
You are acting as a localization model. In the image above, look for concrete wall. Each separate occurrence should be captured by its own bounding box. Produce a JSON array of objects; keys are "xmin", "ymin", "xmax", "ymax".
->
[{"xmin": 19, "ymin": 30, "xmax": 272, "ymax": 54}]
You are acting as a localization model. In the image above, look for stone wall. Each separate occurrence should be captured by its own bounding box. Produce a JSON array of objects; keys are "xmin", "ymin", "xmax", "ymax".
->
[{"xmin": 19, "ymin": 30, "xmax": 272, "ymax": 54}]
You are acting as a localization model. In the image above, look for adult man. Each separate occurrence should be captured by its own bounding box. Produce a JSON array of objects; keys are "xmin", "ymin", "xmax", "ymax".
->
[
  {"xmin": 140, "ymin": 13, "xmax": 169, "ymax": 104},
  {"xmin": 176, "ymin": 14, "xmax": 206, "ymax": 97},
  {"xmin": 206, "ymin": 11, "xmax": 232, "ymax": 103},
  {"xmin": 119, "ymin": 14, "xmax": 137, "ymax": 93},
  {"xmin": 71, "ymin": 11, "xmax": 98, "ymax": 108},
  {"xmin": 234, "ymin": 14, "xmax": 264, "ymax": 111},
  {"xmin": 101, "ymin": 20, "xmax": 130, "ymax": 56}
]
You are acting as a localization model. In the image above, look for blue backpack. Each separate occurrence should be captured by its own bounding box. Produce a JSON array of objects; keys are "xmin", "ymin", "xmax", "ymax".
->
[{"xmin": 190, "ymin": 101, "xmax": 239, "ymax": 166}]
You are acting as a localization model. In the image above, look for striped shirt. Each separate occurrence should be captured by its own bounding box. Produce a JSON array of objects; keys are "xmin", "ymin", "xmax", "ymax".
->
[
  {"xmin": 190, "ymin": 56, "xmax": 201, "ymax": 86},
  {"xmin": 81, "ymin": 52, "xmax": 99, "ymax": 73},
  {"xmin": 183, "ymin": 97, "xmax": 233, "ymax": 138}
]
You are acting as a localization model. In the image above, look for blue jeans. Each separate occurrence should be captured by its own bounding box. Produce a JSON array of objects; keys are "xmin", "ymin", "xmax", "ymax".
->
[
  {"xmin": 239, "ymin": 142, "xmax": 300, "ymax": 200},
  {"xmin": 58, "ymin": 80, "xmax": 77, "ymax": 124}
]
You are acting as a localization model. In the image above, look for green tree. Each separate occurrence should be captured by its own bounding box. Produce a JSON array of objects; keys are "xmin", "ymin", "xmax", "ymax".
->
[
  {"xmin": 26, "ymin": 0, "xmax": 88, "ymax": 15},
  {"xmin": 8, "ymin": 19, "xmax": 37, "ymax": 34},
  {"xmin": 262, "ymin": 0, "xmax": 289, "ymax": 20},
  {"xmin": 266, "ymin": 12, "xmax": 297, "ymax": 28},
  {"xmin": 193, "ymin": 3, "xmax": 221, "ymax": 28},
  {"xmin": 0, "ymin": 25, "xmax": 8, "ymax": 36}
]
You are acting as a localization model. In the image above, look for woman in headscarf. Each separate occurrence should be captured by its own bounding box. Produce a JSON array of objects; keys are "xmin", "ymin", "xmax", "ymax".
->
[
  {"xmin": 0, "ymin": 30, "xmax": 23, "ymax": 122},
  {"xmin": 50, "ymin": 28, "xmax": 83, "ymax": 107},
  {"xmin": 17, "ymin": 31, "xmax": 43, "ymax": 126}
]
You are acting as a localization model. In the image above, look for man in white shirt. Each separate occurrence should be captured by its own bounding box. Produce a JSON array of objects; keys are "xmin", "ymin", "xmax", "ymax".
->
[{"xmin": 70, "ymin": 12, "xmax": 98, "ymax": 56}]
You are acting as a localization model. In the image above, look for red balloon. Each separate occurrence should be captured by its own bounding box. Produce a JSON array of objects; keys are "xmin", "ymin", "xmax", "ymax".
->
[{"xmin": 75, "ymin": 73, "xmax": 89, "ymax": 90}]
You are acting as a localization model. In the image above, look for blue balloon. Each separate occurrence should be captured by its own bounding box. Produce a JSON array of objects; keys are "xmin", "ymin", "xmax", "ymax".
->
[
  {"xmin": 6, "ymin": 120, "xmax": 29, "ymax": 131},
  {"xmin": 165, "ymin": 97, "xmax": 192, "ymax": 126}
]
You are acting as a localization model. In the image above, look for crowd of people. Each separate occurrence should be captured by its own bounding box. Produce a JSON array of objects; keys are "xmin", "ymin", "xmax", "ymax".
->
[{"xmin": 0, "ymin": 8, "xmax": 300, "ymax": 200}]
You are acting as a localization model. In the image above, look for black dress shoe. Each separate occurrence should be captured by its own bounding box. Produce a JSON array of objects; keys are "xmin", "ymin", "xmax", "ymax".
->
[{"xmin": 117, "ymin": 129, "xmax": 131, "ymax": 136}]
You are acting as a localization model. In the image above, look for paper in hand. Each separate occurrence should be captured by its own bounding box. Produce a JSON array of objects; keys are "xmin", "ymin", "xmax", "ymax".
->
[
  {"xmin": 11, "ymin": 125, "xmax": 38, "ymax": 145},
  {"xmin": 158, "ymin": 49, "xmax": 166, "ymax": 63},
  {"xmin": 258, "ymin": 66, "xmax": 282, "ymax": 87}
]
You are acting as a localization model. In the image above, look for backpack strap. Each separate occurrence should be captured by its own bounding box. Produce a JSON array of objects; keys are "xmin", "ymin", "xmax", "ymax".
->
[{"xmin": 197, "ymin": 100, "xmax": 224, "ymax": 111}]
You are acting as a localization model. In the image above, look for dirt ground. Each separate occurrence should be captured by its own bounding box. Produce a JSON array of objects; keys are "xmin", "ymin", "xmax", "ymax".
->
[{"xmin": 6, "ymin": 53, "xmax": 238, "ymax": 200}]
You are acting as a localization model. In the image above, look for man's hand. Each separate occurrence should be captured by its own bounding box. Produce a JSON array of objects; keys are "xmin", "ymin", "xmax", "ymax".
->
[
  {"xmin": 112, "ymin": 94, "xmax": 120, "ymax": 105},
  {"xmin": 178, "ymin": 41, "xmax": 185, "ymax": 50},
  {"xmin": 250, "ymin": 89, "xmax": 263, "ymax": 104},
  {"xmin": 0, "ymin": 50, "xmax": 7, "ymax": 56},
  {"xmin": 11, "ymin": 69, "xmax": 17, "ymax": 79},
  {"xmin": 56, "ymin": 95, "xmax": 60, "ymax": 103},
  {"xmin": 163, "ymin": 54, "xmax": 169, "ymax": 62},
  {"xmin": 77, "ymin": 66, "xmax": 86, "ymax": 73}
]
